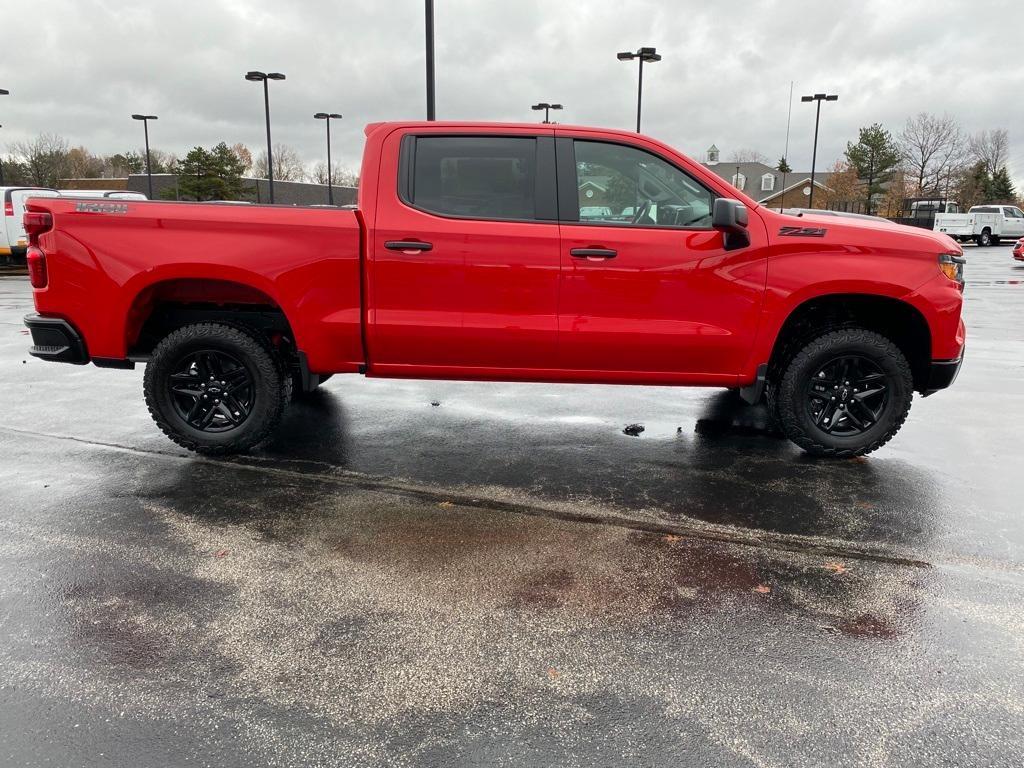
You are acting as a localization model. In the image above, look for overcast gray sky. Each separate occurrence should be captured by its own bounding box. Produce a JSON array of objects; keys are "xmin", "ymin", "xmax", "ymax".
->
[{"xmin": 2, "ymin": 0, "xmax": 1022, "ymax": 184}]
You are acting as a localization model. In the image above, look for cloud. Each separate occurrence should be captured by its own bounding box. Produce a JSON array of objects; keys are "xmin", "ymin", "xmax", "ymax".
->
[{"xmin": 1, "ymin": 0, "xmax": 1021, "ymax": 185}]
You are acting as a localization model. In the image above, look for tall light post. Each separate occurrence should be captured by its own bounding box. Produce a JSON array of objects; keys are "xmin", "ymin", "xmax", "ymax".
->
[
  {"xmin": 0, "ymin": 88, "xmax": 8, "ymax": 186},
  {"xmin": 245, "ymin": 70, "xmax": 286, "ymax": 203},
  {"xmin": 530, "ymin": 102, "xmax": 562, "ymax": 124},
  {"xmin": 313, "ymin": 112, "xmax": 343, "ymax": 205},
  {"xmin": 131, "ymin": 114, "xmax": 158, "ymax": 200},
  {"xmin": 616, "ymin": 47, "xmax": 661, "ymax": 133},
  {"xmin": 800, "ymin": 92, "xmax": 838, "ymax": 209},
  {"xmin": 425, "ymin": 0, "xmax": 436, "ymax": 120}
]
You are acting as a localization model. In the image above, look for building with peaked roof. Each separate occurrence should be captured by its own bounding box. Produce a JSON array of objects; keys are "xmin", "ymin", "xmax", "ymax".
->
[{"xmin": 699, "ymin": 145, "xmax": 832, "ymax": 208}]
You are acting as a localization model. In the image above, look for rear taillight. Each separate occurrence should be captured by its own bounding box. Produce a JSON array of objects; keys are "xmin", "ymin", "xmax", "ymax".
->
[
  {"xmin": 3, "ymin": 201, "xmax": 12, "ymax": 217},
  {"xmin": 26, "ymin": 247, "xmax": 48, "ymax": 289},
  {"xmin": 23, "ymin": 211, "xmax": 53, "ymax": 244}
]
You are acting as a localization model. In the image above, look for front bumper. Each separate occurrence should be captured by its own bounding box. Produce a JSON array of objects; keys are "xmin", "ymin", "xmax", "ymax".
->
[
  {"xmin": 24, "ymin": 314, "xmax": 89, "ymax": 365},
  {"xmin": 922, "ymin": 354, "xmax": 963, "ymax": 395}
]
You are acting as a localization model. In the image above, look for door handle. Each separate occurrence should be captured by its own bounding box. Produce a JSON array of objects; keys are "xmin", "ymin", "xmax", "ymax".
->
[
  {"xmin": 385, "ymin": 240, "xmax": 433, "ymax": 253},
  {"xmin": 570, "ymin": 247, "xmax": 617, "ymax": 259}
]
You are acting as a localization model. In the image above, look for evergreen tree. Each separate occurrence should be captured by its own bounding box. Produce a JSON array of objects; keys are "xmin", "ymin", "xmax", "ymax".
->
[
  {"xmin": 165, "ymin": 143, "xmax": 250, "ymax": 201},
  {"xmin": 988, "ymin": 166, "xmax": 1016, "ymax": 203},
  {"xmin": 776, "ymin": 157, "xmax": 792, "ymax": 174},
  {"xmin": 845, "ymin": 124, "xmax": 901, "ymax": 215}
]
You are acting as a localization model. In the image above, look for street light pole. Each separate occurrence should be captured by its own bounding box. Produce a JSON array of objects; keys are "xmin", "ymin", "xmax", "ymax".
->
[
  {"xmin": 314, "ymin": 112, "xmax": 343, "ymax": 205},
  {"xmin": 131, "ymin": 114, "xmax": 158, "ymax": 200},
  {"xmin": 530, "ymin": 102, "xmax": 563, "ymax": 124},
  {"xmin": 800, "ymin": 92, "xmax": 838, "ymax": 209},
  {"xmin": 245, "ymin": 71, "xmax": 286, "ymax": 203},
  {"xmin": 425, "ymin": 0, "xmax": 436, "ymax": 120},
  {"xmin": 0, "ymin": 88, "xmax": 8, "ymax": 186},
  {"xmin": 617, "ymin": 47, "xmax": 661, "ymax": 133}
]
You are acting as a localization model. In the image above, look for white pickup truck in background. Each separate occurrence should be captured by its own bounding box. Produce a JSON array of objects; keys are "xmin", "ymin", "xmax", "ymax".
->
[{"xmin": 934, "ymin": 204, "xmax": 1024, "ymax": 246}]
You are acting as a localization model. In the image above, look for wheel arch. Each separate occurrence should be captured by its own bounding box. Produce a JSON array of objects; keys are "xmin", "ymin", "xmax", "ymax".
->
[
  {"xmin": 124, "ymin": 275, "xmax": 299, "ymax": 362},
  {"xmin": 766, "ymin": 293, "xmax": 932, "ymax": 392}
]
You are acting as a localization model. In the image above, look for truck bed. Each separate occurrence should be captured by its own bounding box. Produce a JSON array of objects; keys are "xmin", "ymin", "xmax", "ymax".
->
[{"xmin": 26, "ymin": 197, "xmax": 366, "ymax": 372}]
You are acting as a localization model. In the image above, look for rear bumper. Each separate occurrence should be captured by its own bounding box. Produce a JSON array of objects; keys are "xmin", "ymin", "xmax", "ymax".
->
[
  {"xmin": 922, "ymin": 354, "xmax": 963, "ymax": 396},
  {"xmin": 24, "ymin": 314, "xmax": 89, "ymax": 364}
]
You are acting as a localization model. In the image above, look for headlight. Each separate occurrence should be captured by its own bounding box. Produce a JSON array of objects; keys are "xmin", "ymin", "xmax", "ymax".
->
[{"xmin": 939, "ymin": 253, "xmax": 965, "ymax": 285}]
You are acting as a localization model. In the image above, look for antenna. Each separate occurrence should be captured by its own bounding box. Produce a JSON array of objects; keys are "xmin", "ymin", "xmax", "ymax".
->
[
  {"xmin": 779, "ymin": 80, "xmax": 794, "ymax": 211},
  {"xmin": 783, "ymin": 80, "xmax": 794, "ymax": 162}
]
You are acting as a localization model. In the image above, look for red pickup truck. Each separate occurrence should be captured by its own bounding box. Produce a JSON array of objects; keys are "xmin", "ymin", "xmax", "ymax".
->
[{"xmin": 23, "ymin": 121, "xmax": 966, "ymax": 457}]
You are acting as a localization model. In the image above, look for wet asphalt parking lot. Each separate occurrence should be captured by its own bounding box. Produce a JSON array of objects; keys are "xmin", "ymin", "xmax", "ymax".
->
[{"xmin": 1, "ymin": 246, "xmax": 1023, "ymax": 767}]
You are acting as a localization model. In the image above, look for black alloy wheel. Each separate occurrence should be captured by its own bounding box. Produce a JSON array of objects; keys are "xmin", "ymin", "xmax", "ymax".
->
[
  {"xmin": 167, "ymin": 349, "xmax": 255, "ymax": 432},
  {"xmin": 805, "ymin": 354, "xmax": 890, "ymax": 437},
  {"xmin": 144, "ymin": 322, "xmax": 288, "ymax": 454},
  {"xmin": 772, "ymin": 327, "xmax": 914, "ymax": 457}
]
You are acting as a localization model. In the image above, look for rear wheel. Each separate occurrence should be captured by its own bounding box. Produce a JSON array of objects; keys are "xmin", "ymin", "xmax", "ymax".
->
[
  {"xmin": 774, "ymin": 328, "xmax": 913, "ymax": 457},
  {"xmin": 144, "ymin": 322, "xmax": 287, "ymax": 454}
]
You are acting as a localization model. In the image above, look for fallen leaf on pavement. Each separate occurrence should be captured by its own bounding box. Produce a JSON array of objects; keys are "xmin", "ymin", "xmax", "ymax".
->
[
  {"xmin": 663, "ymin": 534, "xmax": 683, "ymax": 542},
  {"xmin": 824, "ymin": 562, "xmax": 848, "ymax": 574},
  {"xmin": 547, "ymin": 667, "xmax": 559, "ymax": 679},
  {"xmin": 214, "ymin": 549, "xmax": 229, "ymax": 558},
  {"xmin": 753, "ymin": 585, "xmax": 772, "ymax": 594},
  {"xmin": 438, "ymin": 501, "xmax": 454, "ymax": 508}
]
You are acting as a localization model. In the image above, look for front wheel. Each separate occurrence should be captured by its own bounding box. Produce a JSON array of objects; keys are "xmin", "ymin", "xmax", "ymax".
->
[
  {"xmin": 143, "ymin": 323, "xmax": 288, "ymax": 454},
  {"xmin": 774, "ymin": 328, "xmax": 913, "ymax": 457}
]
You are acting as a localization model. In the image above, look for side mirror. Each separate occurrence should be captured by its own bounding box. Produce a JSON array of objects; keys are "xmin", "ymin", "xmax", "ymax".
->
[
  {"xmin": 712, "ymin": 198, "xmax": 750, "ymax": 251},
  {"xmin": 712, "ymin": 198, "xmax": 748, "ymax": 231}
]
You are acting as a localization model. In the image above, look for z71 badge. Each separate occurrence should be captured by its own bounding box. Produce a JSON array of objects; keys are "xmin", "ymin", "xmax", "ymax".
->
[
  {"xmin": 75, "ymin": 201, "xmax": 129, "ymax": 214},
  {"xmin": 779, "ymin": 225, "xmax": 827, "ymax": 237}
]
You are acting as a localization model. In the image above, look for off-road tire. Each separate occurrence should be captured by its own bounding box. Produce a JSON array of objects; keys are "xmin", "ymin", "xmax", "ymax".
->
[
  {"xmin": 144, "ymin": 322, "xmax": 288, "ymax": 454},
  {"xmin": 775, "ymin": 328, "xmax": 913, "ymax": 458}
]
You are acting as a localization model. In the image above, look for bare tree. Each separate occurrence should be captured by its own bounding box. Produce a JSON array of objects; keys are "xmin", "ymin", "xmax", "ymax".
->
[
  {"xmin": 230, "ymin": 143, "xmax": 253, "ymax": 174},
  {"xmin": 65, "ymin": 146, "xmax": 105, "ymax": 179},
  {"xmin": 310, "ymin": 161, "xmax": 359, "ymax": 188},
  {"xmin": 727, "ymin": 149, "xmax": 768, "ymax": 164},
  {"xmin": 254, "ymin": 144, "xmax": 306, "ymax": 182},
  {"xmin": 898, "ymin": 112, "xmax": 964, "ymax": 196},
  {"xmin": 10, "ymin": 133, "xmax": 71, "ymax": 187},
  {"xmin": 968, "ymin": 129, "xmax": 1009, "ymax": 176},
  {"xmin": 820, "ymin": 159, "xmax": 860, "ymax": 209},
  {"xmin": 144, "ymin": 149, "xmax": 178, "ymax": 174}
]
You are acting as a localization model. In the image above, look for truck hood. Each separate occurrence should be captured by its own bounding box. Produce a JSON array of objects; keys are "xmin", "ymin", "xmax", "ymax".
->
[{"xmin": 765, "ymin": 209, "xmax": 963, "ymax": 255}]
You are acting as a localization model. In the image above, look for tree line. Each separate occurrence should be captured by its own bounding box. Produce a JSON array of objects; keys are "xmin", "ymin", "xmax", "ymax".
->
[
  {"xmin": 734, "ymin": 114, "xmax": 1016, "ymax": 215},
  {"xmin": 0, "ymin": 134, "xmax": 359, "ymax": 201},
  {"xmin": 810, "ymin": 116, "xmax": 1012, "ymax": 215}
]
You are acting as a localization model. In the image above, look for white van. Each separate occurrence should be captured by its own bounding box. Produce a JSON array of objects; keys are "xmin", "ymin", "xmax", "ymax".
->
[{"xmin": 2, "ymin": 186, "xmax": 59, "ymax": 264}]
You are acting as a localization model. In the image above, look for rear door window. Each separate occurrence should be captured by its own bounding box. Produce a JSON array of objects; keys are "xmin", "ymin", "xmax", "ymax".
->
[{"xmin": 407, "ymin": 136, "xmax": 548, "ymax": 221}]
